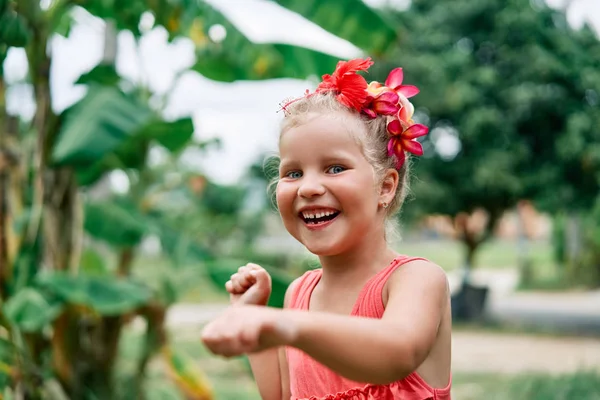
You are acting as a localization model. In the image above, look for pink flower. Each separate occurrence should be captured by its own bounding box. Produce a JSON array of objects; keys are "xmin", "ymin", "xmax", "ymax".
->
[
  {"xmin": 384, "ymin": 68, "xmax": 420, "ymax": 99},
  {"xmin": 386, "ymin": 120, "xmax": 429, "ymax": 169},
  {"xmin": 362, "ymin": 91, "xmax": 400, "ymax": 119}
]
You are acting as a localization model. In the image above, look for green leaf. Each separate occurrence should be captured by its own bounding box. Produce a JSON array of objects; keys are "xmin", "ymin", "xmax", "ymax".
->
[
  {"xmin": 52, "ymin": 86, "xmax": 154, "ymax": 167},
  {"xmin": 84, "ymin": 198, "xmax": 147, "ymax": 247},
  {"xmin": 191, "ymin": 2, "xmax": 342, "ymax": 82},
  {"xmin": 3, "ymin": 288, "xmax": 63, "ymax": 332},
  {"xmin": 76, "ymin": 64, "xmax": 121, "ymax": 86},
  {"xmin": 80, "ymin": 248, "xmax": 109, "ymax": 276},
  {"xmin": 274, "ymin": 0, "xmax": 399, "ymax": 55},
  {"xmin": 141, "ymin": 117, "xmax": 194, "ymax": 152},
  {"xmin": 51, "ymin": 8, "xmax": 74, "ymax": 38},
  {"xmin": 37, "ymin": 273, "xmax": 152, "ymax": 316},
  {"xmin": 79, "ymin": 0, "xmax": 147, "ymax": 36}
]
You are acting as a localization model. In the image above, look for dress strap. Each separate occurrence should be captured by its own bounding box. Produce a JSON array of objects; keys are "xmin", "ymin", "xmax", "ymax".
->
[
  {"xmin": 353, "ymin": 255, "xmax": 428, "ymax": 318},
  {"xmin": 287, "ymin": 269, "xmax": 322, "ymax": 310}
]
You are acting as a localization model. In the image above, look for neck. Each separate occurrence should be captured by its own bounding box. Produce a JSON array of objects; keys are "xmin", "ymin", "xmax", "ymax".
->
[{"xmin": 317, "ymin": 227, "xmax": 398, "ymax": 289}]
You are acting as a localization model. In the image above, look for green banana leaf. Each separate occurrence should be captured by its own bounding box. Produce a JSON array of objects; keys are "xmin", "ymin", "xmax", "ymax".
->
[
  {"xmin": 36, "ymin": 272, "xmax": 152, "ymax": 316},
  {"xmin": 274, "ymin": 0, "xmax": 398, "ymax": 56}
]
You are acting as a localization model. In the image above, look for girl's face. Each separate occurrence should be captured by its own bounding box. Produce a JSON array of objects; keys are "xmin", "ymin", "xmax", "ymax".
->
[{"xmin": 276, "ymin": 113, "xmax": 386, "ymax": 256}]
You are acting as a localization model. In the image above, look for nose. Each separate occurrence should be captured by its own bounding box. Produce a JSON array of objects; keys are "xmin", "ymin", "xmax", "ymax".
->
[{"xmin": 297, "ymin": 173, "xmax": 326, "ymax": 198}]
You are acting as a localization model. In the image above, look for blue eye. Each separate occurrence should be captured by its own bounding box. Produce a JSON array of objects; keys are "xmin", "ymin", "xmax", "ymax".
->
[
  {"xmin": 286, "ymin": 170, "xmax": 302, "ymax": 179},
  {"xmin": 327, "ymin": 165, "xmax": 345, "ymax": 174}
]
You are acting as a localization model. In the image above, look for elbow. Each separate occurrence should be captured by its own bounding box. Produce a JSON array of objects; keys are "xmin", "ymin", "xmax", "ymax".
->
[{"xmin": 377, "ymin": 344, "xmax": 421, "ymax": 385}]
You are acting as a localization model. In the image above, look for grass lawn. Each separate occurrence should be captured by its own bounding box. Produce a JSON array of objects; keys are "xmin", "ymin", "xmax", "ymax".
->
[
  {"xmin": 453, "ymin": 371, "xmax": 600, "ymax": 400},
  {"xmin": 395, "ymin": 238, "xmax": 554, "ymax": 271}
]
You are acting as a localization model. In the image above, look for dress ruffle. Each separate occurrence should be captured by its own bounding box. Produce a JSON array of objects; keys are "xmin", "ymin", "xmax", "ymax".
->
[{"xmin": 292, "ymin": 381, "xmax": 433, "ymax": 400}]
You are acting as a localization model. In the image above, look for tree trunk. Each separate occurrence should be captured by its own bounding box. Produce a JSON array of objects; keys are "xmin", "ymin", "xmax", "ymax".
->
[
  {"xmin": 0, "ymin": 69, "xmax": 8, "ymax": 297},
  {"xmin": 452, "ymin": 209, "xmax": 502, "ymax": 321},
  {"xmin": 565, "ymin": 212, "xmax": 581, "ymax": 262},
  {"xmin": 24, "ymin": 7, "xmax": 83, "ymax": 394},
  {"xmin": 462, "ymin": 239, "xmax": 478, "ymax": 284}
]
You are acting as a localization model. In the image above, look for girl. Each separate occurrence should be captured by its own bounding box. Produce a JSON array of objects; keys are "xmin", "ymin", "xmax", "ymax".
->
[{"xmin": 201, "ymin": 58, "xmax": 452, "ymax": 400}]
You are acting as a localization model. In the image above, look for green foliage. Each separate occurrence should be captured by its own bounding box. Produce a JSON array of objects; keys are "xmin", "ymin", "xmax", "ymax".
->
[
  {"xmin": 84, "ymin": 198, "xmax": 148, "ymax": 247},
  {"xmin": 565, "ymin": 197, "xmax": 600, "ymax": 287},
  {"xmin": 200, "ymin": 182, "xmax": 245, "ymax": 216},
  {"xmin": 37, "ymin": 272, "xmax": 152, "ymax": 315},
  {"xmin": 3, "ymin": 288, "xmax": 63, "ymax": 332},
  {"xmin": 191, "ymin": 2, "xmax": 343, "ymax": 82},
  {"xmin": 0, "ymin": 0, "xmax": 399, "ymax": 397},
  {"xmin": 378, "ymin": 0, "xmax": 600, "ymax": 270},
  {"xmin": 0, "ymin": 9, "xmax": 31, "ymax": 47},
  {"xmin": 52, "ymin": 86, "xmax": 154, "ymax": 167},
  {"xmin": 275, "ymin": 0, "xmax": 397, "ymax": 56}
]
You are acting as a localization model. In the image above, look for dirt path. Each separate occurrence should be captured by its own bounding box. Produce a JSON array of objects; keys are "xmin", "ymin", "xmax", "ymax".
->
[{"xmin": 451, "ymin": 330, "xmax": 600, "ymax": 374}]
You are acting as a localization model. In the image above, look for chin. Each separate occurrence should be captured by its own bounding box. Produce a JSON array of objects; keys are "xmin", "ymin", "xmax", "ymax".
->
[{"xmin": 300, "ymin": 237, "xmax": 348, "ymax": 257}]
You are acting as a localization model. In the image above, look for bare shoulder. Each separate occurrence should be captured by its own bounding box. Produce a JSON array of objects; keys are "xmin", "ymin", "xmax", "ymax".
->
[
  {"xmin": 384, "ymin": 259, "xmax": 449, "ymax": 312},
  {"xmin": 389, "ymin": 259, "xmax": 448, "ymax": 292}
]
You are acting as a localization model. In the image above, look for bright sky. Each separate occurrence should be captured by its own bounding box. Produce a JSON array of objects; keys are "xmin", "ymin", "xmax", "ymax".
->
[{"xmin": 3, "ymin": 0, "xmax": 600, "ymax": 188}]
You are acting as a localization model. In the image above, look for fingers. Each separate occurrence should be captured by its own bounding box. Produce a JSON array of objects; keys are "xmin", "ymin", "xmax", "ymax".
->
[
  {"xmin": 201, "ymin": 309, "xmax": 262, "ymax": 358},
  {"xmin": 225, "ymin": 264, "xmax": 264, "ymax": 294}
]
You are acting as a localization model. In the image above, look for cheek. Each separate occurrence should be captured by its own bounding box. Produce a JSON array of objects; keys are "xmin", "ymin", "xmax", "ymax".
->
[{"xmin": 275, "ymin": 182, "xmax": 296, "ymax": 217}]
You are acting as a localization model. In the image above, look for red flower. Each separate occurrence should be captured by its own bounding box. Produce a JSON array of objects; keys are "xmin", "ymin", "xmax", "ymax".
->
[
  {"xmin": 315, "ymin": 58, "xmax": 374, "ymax": 111},
  {"xmin": 386, "ymin": 119, "xmax": 429, "ymax": 169}
]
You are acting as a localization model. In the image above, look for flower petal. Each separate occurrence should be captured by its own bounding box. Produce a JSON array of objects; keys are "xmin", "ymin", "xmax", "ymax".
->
[
  {"xmin": 397, "ymin": 85, "xmax": 420, "ymax": 98},
  {"xmin": 394, "ymin": 150, "xmax": 406, "ymax": 169},
  {"xmin": 402, "ymin": 138, "xmax": 424, "ymax": 156},
  {"xmin": 335, "ymin": 58, "xmax": 374, "ymax": 77},
  {"xmin": 372, "ymin": 99, "xmax": 399, "ymax": 115},
  {"xmin": 387, "ymin": 119, "xmax": 403, "ymax": 136},
  {"xmin": 367, "ymin": 81, "xmax": 385, "ymax": 96},
  {"xmin": 402, "ymin": 124, "xmax": 429, "ymax": 139},
  {"xmin": 377, "ymin": 90, "xmax": 399, "ymax": 104},
  {"xmin": 387, "ymin": 138, "xmax": 395, "ymax": 157},
  {"xmin": 336, "ymin": 74, "xmax": 369, "ymax": 111},
  {"xmin": 398, "ymin": 95, "xmax": 415, "ymax": 122},
  {"xmin": 362, "ymin": 108, "xmax": 377, "ymax": 119},
  {"xmin": 385, "ymin": 68, "xmax": 404, "ymax": 89}
]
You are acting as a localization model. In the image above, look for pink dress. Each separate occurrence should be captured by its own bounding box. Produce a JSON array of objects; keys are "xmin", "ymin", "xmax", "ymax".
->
[{"xmin": 285, "ymin": 255, "xmax": 452, "ymax": 400}]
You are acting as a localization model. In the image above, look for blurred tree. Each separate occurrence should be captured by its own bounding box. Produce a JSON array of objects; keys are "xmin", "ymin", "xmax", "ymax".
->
[
  {"xmin": 369, "ymin": 0, "xmax": 600, "ymax": 316},
  {"xmin": 0, "ymin": 0, "xmax": 399, "ymax": 397}
]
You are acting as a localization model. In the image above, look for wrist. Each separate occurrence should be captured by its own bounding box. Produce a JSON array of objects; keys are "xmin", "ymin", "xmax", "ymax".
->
[{"xmin": 280, "ymin": 309, "xmax": 310, "ymax": 348}]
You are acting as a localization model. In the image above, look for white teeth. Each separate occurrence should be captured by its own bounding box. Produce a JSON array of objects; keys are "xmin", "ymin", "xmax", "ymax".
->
[{"xmin": 302, "ymin": 210, "xmax": 336, "ymax": 219}]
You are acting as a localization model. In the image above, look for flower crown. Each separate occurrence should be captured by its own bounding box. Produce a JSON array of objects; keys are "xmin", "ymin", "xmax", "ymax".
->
[{"xmin": 280, "ymin": 58, "xmax": 429, "ymax": 169}]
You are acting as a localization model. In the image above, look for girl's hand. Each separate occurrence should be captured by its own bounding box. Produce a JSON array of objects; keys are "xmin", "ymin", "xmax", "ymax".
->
[
  {"xmin": 226, "ymin": 263, "xmax": 272, "ymax": 306},
  {"xmin": 201, "ymin": 305, "xmax": 297, "ymax": 358}
]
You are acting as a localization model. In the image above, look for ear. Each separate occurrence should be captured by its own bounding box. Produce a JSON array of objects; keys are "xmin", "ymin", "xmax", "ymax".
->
[{"xmin": 379, "ymin": 168, "xmax": 399, "ymax": 205}]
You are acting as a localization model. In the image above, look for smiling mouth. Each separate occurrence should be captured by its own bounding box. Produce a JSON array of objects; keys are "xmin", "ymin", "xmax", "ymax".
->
[{"xmin": 299, "ymin": 210, "xmax": 341, "ymax": 225}]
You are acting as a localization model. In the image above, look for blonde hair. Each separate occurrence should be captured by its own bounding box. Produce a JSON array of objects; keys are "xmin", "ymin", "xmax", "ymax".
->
[{"xmin": 276, "ymin": 92, "xmax": 411, "ymax": 219}]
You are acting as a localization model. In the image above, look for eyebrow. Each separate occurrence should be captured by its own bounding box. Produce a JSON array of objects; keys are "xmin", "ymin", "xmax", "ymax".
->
[{"xmin": 279, "ymin": 153, "xmax": 354, "ymax": 170}]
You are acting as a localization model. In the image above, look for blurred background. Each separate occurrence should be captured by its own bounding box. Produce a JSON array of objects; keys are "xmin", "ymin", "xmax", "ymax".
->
[{"xmin": 1, "ymin": 0, "xmax": 599, "ymax": 399}]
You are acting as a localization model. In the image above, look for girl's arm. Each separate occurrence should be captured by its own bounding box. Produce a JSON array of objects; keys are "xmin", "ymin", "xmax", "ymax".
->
[
  {"xmin": 246, "ymin": 280, "xmax": 297, "ymax": 400},
  {"xmin": 247, "ymin": 349, "xmax": 282, "ymax": 400},
  {"xmin": 287, "ymin": 260, "xmax": 448, "ymax": 384},
  {"xmin": 202, "ymin": 261, "xmax": 448, "ymax": 386}
]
